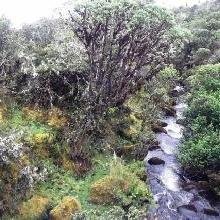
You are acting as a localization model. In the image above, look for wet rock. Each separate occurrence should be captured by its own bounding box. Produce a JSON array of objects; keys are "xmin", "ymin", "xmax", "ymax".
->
[
  {"xmin": 208, "ymin": 172, "xmax": 220, "ymax": 187},
  {"xmin": 198, "ymin": 190, "xmax": 220, "ymax": 204},
  {"xmin": 177, "ymin": 204, "xmax": 197, "ymax": 217},
  {"xmin": 148, "ymin": 145, "xmax": 161, "ymax": 151},
  {"xmin": 196, "ymin": 181, "xmax": 211, "ymax": 190},
  {"xmin": 169, "ymin": 89, "xmax": 179, "ymax": 97},
  {"xmin": 169, "ymin": 86, "xmax": 185, "ymax": 97},
  {"xmin": 151, "ymin": 124, "xmax": 167, "ymax": 134},
  {"xmin": 176, "ymin": 118, "xmax": 185, "ymax": 125},
  {"xmin": 148, "ymin": 157, "xmax": 165, "ymax": 165},
  {"xmin": 203, "ymin": 208, "xmax": 219, "ymax": 216},
  {"xmin": 156, "ymin": 121, "xmax": 168, "ymax": 127},
  {"xmin": 183, "ymin": 184, "xmax": 196, "ymax": 192},
  {"xmin": 182, "ymin": 169, "xmax": 208, "ymax": 181},
  {"xmin": 162, "ymin": 106, "xmax": 176, "ymax": 116}
]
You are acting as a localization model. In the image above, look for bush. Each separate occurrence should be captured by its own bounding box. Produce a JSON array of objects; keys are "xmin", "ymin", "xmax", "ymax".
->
[
  {"xmin": 180, "ymin": 63, "xmax": 220, "ymax": 172},
  {"xmin": 186, "ymin": 90, "xmax": 220, "ymax": 130},
  {"xmin": 179, "ymin": 131, "xmax": 220, "ymax": 170}
]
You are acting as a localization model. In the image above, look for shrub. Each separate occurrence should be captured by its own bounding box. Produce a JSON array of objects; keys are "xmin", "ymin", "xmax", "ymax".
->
[
  {"xmin": 180, "ymin": 63, "xmax": 220, "ymax": 173},
  {"xmin": 179, "ymin": 131, "xmax": 220, "ymax": 170},
  {"xmin": 186, "ymin": 90, "xmax": 220, "ymax": 129},
  {"xmin": 187, "ymin": 64, "xmax": 220, "ymax": 92},
  {"xmin": 0, "ymin": 133, "xmax": 47, "ymax": 215}
]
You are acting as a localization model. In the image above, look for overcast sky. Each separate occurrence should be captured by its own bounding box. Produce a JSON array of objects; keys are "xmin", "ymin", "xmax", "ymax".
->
[{"xmin": 0, "ymin": 0, "xmax": 207, "ymax": 28}]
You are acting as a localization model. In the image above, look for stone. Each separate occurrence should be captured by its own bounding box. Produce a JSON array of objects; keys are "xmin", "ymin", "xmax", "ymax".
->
[
  {"xmin": 177, "ymin": 205, "xmax": 198, "ymax": 220},
  {"xmin": 203, "ymin": 208, "xmax": 219, "ymax": 216},
  {"xmin": 151, "ymin": 124, "xmax": 167, "ymax": 134},
  {"xmin": 208, "ymin": 172, "xmax": 220, "ymax": 186},
  {"xmin": 148, "ymin": 145, "xmax": 161, "ymax": 151},
  {"xmin": 148, "ymin": 157, "xmax": 165, "ymax": 165},
  {"xmin": 162, "ymin": 106, "xmax": 176, "ymax": 116}
]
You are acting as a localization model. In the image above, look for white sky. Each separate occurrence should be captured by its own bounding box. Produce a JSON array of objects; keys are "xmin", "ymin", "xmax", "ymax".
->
[{"xmin": 0, "ymin": 0, "xmax": 207, "ymax": 28}]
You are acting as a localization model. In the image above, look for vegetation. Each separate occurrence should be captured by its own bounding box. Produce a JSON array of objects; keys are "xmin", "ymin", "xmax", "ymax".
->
[
  {"xmin": 179, "ymin": 64, "xmax": 220, "ymax": 173},
  {"xmin": 174, "ymin": 0, "xmax": 220, "ymax": 69},
  {"xmin": 0, "ymin": 0, "xmax": 219, "ymax": 219}
]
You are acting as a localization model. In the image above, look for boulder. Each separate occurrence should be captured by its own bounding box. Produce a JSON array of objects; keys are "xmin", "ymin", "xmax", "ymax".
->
[
  {"xmin": 162, "ymin": 106, "xmax": 176, "ymax": 116},
  {"xmin": 203, "ymin": 208, "xmax": 219, "ymax": 216},
  {"xmin": 207, "ymin": 172, "xmax": 220, "ymax": 187},
  {"xmin": 177, "ymin": 204, "xmax": 197, "ymax": 216},
  {"xmin": 148, "ymin": 157, "xmax": 165, "ymax": 165},
  {"xmin": 148, "ymin": 145, "xmax": 161, "ymax": 151},
  {"xmin": 151, "ymin": 124, "xmax": 167, "ymax": 134}
]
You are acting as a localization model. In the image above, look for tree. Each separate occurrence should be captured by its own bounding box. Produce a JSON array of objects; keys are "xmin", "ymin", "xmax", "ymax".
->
[{"xmin": 66, "ymin": 0, "xmax": 173, "ymax": 153}]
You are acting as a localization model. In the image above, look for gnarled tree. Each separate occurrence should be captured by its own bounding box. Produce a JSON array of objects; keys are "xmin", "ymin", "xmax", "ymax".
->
[{"xmin": 66, "ymin": 0, "xmax": 174, "ymax": 154}]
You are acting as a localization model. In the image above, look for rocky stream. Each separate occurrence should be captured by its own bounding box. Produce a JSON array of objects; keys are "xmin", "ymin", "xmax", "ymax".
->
[{"xmin": 146, "ymin": 86, "xmax": 220, "ymax": 220}]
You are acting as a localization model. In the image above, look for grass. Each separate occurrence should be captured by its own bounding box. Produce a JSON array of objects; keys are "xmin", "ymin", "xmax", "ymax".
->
[{"xmin": 34, "ymin": 155, "xmax": 124, "ymax": 218}]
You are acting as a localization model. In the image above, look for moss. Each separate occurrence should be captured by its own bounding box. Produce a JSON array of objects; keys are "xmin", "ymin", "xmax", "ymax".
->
[
  {"xmin": 47, "ymin": 108, "xmax": 67, "ymax": 128},
  {"xmin": 90, "ymin": 158, "xmax": 152, "ymax": 206},
  {"xmin": 125, "ymin": 89, "xmax": 146, "ymax": 117},
  {"xmin": 22, "ymin": 107, "xmax": 67, "ymax": 129},
  {"xmin": 62, "ymin": 154, "xmax": 75, "ymax": 171},
  {"xmin": 0, "ymin": 106, "xmax": 7, "ymax": 123},
  {"xmin": 22, "ymin": 107, "xmax": 46, "ymax": 122},
  {"xmin": 35, "ymin": 156, "xmax": 111, "ymax": 213},
  {"xmin": 50, "ymin": 196, "xmax": 81, "ymax": 220},
  {"xmin": 122, "ymin": 113, "xmax": 143, "ymax": 140},
  {"xmin": 31, "ymin": 132, "xmax": 54, "ymax": 145},
  {"xmin": 25, "ymin": 125, "xmax": 56, "ymax": 149},
  {"xmin": 90, "ymin": 176, "xmax": 129, "ymax": 204},
  {"xmin": 18, "ymin": 195, "xmax": 49, "ymax": 220}
]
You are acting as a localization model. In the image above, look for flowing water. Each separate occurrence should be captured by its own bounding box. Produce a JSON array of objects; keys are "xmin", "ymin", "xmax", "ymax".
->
[{"xmin": 145, "ymin": 86, "xmax": 220, "ymax": 220}]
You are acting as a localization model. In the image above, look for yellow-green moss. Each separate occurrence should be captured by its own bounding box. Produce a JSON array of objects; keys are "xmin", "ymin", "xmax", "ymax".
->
[
  {"xmin": 90, "ymin": 176, "xmax": 129, "ymax": 204},
  {"xmin": 18, "ymin": 195, "xmax": 49, "ymax": 220},
  {"xmin": 62, "ymin": 154, "xmax": 75, "ymax": 171},
  {"xmin": 47, "ymin": 108, "xmax": 67, "ymax": 128},
  {"xmin": 90, "ymin": 158, "xmax": 152, "ymax": 206},
  {"xmin": 22, "ymin": 107, "xmax": 46, "ymax": 122},
  {"xmin": 123, "ymin": 113, "xmax": 143, "ymax": 139},
  {"xmin": 22, "ymin": 106, "xmax": 67, "ymax": 129},
  {"xmin": 49, "ymin": 196, "xmax": 81, "ymax": 220},
  {"xmin": 31, "ymin": 132, "xmax": 54, "ymax": 145},
  {"xmin": 0, "ymin": 105, "xmax": 7, "ymax": 123}
]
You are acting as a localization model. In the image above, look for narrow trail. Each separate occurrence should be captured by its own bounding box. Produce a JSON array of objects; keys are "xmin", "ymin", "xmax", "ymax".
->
[{"xmin": 145, "ymin": 86, "xmax": 220, "ymax": 220}]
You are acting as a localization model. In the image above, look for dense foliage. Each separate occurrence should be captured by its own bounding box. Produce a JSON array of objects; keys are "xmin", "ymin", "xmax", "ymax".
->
[
  {"xmin": 174, "ymin": 0, "xmax": 220, "ymax": 69},
  {"xmin": 0, "ymin": 0, "xmax": 178, "ymax": 218},
  {"xmin": 0, "ymin": 0, "xmax": 219, "ymax": 219},
  {"xmin": 180, "ymin": 64, "xmax": 220, "ymax": 172}
]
